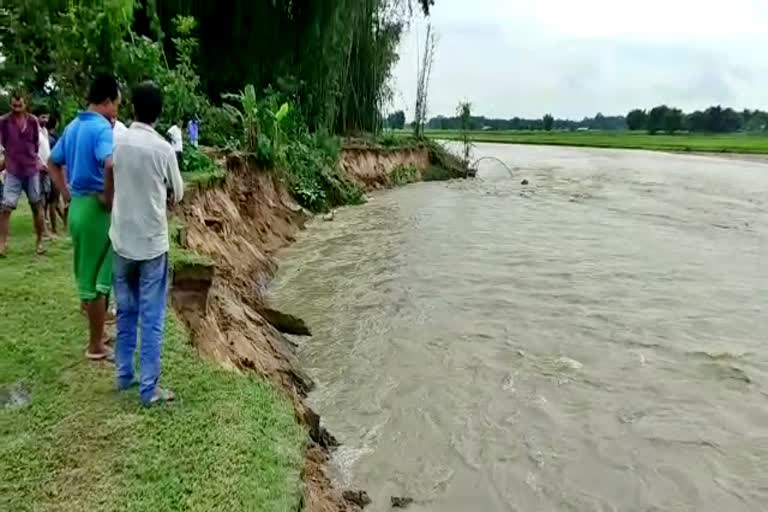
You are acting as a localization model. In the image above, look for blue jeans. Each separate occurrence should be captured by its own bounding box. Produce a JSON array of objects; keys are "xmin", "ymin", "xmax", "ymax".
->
[{"xmin": 113, "ymin": 252, "xmax": 169, "ymax": 404}]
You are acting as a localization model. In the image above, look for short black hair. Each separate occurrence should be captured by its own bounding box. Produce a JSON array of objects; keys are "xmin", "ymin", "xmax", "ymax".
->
[
  {"xmin": 131, "ymin": 81, "xmax": 163, "ymax": 124},
  {"xmin": 47, "ymin": 114, "xmax": 58, "ymax": 129},
  {"xmin": 87, "ymin": 74, "xmax": 120, "ymax": 105}
]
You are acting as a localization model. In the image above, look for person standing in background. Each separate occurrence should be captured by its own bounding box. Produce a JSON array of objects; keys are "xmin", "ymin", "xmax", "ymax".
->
[
  {"xmin": 0, "ymin": 91, "xmax": 45, "ymax": 257},
  {"xmin": 166, "ymin": 120, "xmax": 183, "ymax": 171},
  {"xmin": 47, "ymin": 114, "xmax": 59, "ymax": 148},
  {"xmin": 42, "ymin": 114, "xmax": 66, "ymax": 235},
  {"xmin": 187, "ymin": 117, "xmax": 199, "ymax": 147},
  {"xmin": 112, "ymin": 81, "xmax": 183, "ymax": 404},
  {"xmin": 36, "ymin": 110, "xmax": 52, "ymax": 239},
  {"xmin": 49, "ymin": 75, "xmax": 121, "ymax": 361}
]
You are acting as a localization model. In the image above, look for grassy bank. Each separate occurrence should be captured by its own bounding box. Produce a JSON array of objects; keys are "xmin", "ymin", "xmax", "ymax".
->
[
  {"xmin": 0, "ymin": 207, "xmax": 305, "ymax": 512},
  {"xmin": 422, "ymin": 130, "xmax": 768, "ymax": 154}
]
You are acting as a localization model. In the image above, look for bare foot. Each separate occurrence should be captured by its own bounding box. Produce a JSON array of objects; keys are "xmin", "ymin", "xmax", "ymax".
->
[{"xmin": 35, "ymin": 242, "xmax": 46, "ymax": 255}]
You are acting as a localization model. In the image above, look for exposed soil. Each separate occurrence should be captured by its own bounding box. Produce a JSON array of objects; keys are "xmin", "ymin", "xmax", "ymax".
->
[
  {"xmin": 171, "ymin": 146, "xmax": 456, "ymax": 511},
  {"xmin": 340, "ymin": 146, "xmax": 431, "ymax": 188}
]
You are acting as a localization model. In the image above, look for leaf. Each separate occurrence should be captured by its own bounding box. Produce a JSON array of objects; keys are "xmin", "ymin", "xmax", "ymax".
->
[{"xmin": 275, "ymin": 102, "xmax": 291, "ymax": 122}]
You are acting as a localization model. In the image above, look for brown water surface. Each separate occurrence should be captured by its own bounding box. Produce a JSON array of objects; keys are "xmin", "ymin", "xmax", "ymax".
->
[{"xmin": 272, "ymin": 144, "xmax": 768, "ymax": 512}]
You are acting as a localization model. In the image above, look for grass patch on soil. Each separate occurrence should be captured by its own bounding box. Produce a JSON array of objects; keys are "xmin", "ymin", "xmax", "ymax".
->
[
  {"xmin": 0, "ymin": 206, "xmax": 305, "ymax": 512},
  {"xmin": 421, "ymin": 129, "xmax": 768, "ymax": 155},
  {"xmin": 182, "ymin": 168, "xmax": 227, "ymax": 192}
]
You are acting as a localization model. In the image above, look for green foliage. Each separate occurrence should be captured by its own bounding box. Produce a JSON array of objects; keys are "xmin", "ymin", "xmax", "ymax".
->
[
  {"xmin": 386, "ymin": 110, "xmax": 406, "ymax": 130},
  {"xmin": 220, "ymin": 84, "xmax": 363, "ymax": 211},
  {"xmin": 199, "ymin": 105, "xmax": 239, "ymax": 147},
  {"xmin": 390, "ymin": 164, "xmax": 421, "ymax": 186},
  {"xmin": 1, "ymin": 3, "xmax": 208, "ymax": 128},
  {"xmin": 160, "ymin": 16, "xmax": 205, "ymax": 124},
  {"xmin": 135, "ymin": 0, "xmax": 431, "ymax": 135},
  {"xmin": 626, "ymin": 109, "xmax": 647, "ymax": 131},
  {"xmin": 283, "ymin": 133, "xmax": 364, "ymax": 211},
  {"xmin": 182, "ymin": 144, "xmax": 216, "ymax": 174},
  {"xmin": 223, "ymin": 84, "xmax": 261, "ymax": 154},
  {"xmin": 222, "ymin": 86, "xmax": 296, "ymax": 164},
  {"xmin": 457, "ymin": 101, "xmax": 474, "ymax": 166},
  {"xmin": 647, "ymin": 105, "xmax": 669, "ymax": 135},
  {"xmin": 427, "ymin": 112, "xmax": 627, "ymax": 131},
  {"xmin": 663, "ymin": 107, "xmax": 684, "ymax": 134},
  {"xmin": 1, "ymin": 1, "xmax": 431, "ymax": 136},
  {"xmin": 378, "ymin": 132, "xmax": 402, "ymax": 147},
  {"xmin": 543, "ymin": 114, "xmax": 554, "ymax": 132},
  {"xmin": 685, "ymin": 105, "xmax": 745, "ymax": 133}
]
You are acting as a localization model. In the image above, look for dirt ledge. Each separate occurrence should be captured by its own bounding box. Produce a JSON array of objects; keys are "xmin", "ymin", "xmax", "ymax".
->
[{"xmin": 170, "ymin": 145, "xmax": 467, "ymax": 511}]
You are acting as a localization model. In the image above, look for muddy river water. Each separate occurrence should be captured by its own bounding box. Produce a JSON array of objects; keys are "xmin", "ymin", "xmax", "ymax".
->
[{"xmin": 271, "ymin": 144, "xmax": 768, "ymax": 511}]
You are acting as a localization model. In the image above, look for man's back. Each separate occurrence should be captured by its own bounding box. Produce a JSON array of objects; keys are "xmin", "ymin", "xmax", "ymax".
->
[
  {"xmin": 51, "ymin": 111, "xmax": 112, "ymax": 196},
  {"xmin": 111, "ymin": 122, "xmax": 183, "ymax": 261}
]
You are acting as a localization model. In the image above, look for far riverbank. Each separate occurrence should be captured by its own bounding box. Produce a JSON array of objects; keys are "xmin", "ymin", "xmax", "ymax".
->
[{"xmin": 420, "ymin": 129, "xmax": 768, "ymax": 156}]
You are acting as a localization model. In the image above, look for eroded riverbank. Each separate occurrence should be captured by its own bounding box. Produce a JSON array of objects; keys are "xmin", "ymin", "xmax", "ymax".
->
[
  {"xmin": 170, "ymin": 143, "xmax": 468, "ymax": 511},
  {"xmin": 272, "ymin": 144, "xmax": 768, "ymax": 511}
]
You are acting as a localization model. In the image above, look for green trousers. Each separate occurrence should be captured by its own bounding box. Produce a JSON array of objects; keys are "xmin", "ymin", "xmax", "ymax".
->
[{"xmin": 69, "ymin": 195, "xmax": 112, "ymax": 301}]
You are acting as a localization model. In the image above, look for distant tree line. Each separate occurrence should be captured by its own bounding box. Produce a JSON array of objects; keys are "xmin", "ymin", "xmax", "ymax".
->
[
  {"xmin": 627, "ymin": 106, "xmax": 767, "ymax": 134},
  {"xmin": 386, "ymin": 110, "xmax": 407, "ymax": 129},
  {"xmin": 424, "ymin": 105, "xmax": 768, "ymax": 134},
  {"xmin": 426, "ymin": 112, "xmax": 626, "ymax": 131}
]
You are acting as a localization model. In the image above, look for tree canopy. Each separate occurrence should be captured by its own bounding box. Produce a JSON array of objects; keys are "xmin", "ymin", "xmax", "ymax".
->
[
  {"xmin": 0, "ymin": 0, "xmax": 436, "ymax": 135},
  {"xmin": 543, "ymin": 114, "xmax": 554, "ymax": 132}
]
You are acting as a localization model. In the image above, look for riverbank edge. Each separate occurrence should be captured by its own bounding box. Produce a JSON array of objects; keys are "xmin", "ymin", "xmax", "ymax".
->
[
  {"xmin": 426, "ymin": 133, "xmax": 768, "ymax": 156},
  {"xmin": 170, "ymin": 142, "xmax": 469, "ymax": 511}
]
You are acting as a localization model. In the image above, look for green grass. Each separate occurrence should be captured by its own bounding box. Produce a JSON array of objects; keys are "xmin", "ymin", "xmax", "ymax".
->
[
  {"xmin": 422, "ymin": 129, "xmax": 768, "ymax": 155},
  {"xmin": 0, "ymin": 206, "xmax": 305, "ymax": 512},
  {"xmin": 168, "ymin": 219, "xmax": 214, "ymax": 271},
  {"xmin": 182, "ymin": 168, "xmax": 227, "ymax": 192}
]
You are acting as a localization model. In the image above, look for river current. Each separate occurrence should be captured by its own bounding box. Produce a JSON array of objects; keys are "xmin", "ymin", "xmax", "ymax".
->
[{"xmin": 271, "ymin": 144, "xmax": 768, "ymax": 511}]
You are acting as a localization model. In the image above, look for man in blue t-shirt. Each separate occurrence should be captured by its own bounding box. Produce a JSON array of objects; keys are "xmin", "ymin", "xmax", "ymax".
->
[{"xmin": 49, "ymin": 74, "xmax": 121, "ymax": 361}]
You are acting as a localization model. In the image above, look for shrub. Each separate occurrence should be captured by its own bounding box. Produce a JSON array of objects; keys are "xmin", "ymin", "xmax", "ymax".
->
[
  {"xmin": 390, "ymin": 164, "xmax": 420, "ymax": 186},
  {"xmin": 221, "ymin": 84, "xmax": 363, "ymax": 212},
  {"xmin": 182, "ymin": 145, "xmax": 216, "ymax": 174},
  {"xmin": 283, "ymin": 133, "xmax": 363, "ymax": 212}
]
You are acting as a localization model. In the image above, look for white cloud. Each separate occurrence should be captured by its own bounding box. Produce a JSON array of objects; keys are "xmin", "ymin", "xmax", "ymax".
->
[{"xmin": 391, "ymin": 0, "xmax": 768, "ymax": 119}]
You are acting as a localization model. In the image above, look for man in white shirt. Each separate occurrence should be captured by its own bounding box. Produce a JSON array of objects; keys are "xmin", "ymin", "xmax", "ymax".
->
[
  {"xmin": 166, "ymin": 120, "xmax": 183, "ymax": 172},
  {"xmin": 113, "ymin": 119, "xmax": 129, "ymax": 140},
  {"xmin": 36, "ymin": 113, "xmax": 52, "ymax": 238},
  {"xmin": 111, "ymin": 81, "xmax": 183, "ymax": 405}
]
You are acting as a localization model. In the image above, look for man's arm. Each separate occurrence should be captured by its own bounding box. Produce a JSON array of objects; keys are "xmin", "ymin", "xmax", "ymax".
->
[
  {"xmin": 102, "ymin": 158, "xmax": 114, "ymax": 210},
  {"xmin": 94, "ymin": 125, "xmax": 114, "ymax": 210},
  {"xmin": 167, "ymin": 149, "xmax": 184, "ymax": 207},
  {"xmin": 48, "ymin": 159, "xmax": 69, "ymax": 203}
]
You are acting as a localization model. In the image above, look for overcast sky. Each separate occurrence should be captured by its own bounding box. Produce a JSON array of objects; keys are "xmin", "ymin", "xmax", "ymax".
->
[{"xmin": 391, "ymin": 0, "xmax": 768, "ymax": 120}]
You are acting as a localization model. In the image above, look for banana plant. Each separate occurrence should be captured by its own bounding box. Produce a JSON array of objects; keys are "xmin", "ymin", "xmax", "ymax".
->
[{"xmin": 222, "ymin": 84, "xmax": 260, "ymax": 153}]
